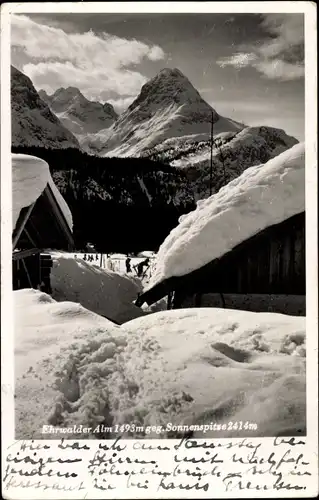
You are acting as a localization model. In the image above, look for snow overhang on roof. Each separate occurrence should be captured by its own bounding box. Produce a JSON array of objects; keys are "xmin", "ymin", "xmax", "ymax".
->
[
  {"xmin": 12, "ymin": 153, "xmax": 73, "ymax": 234},
  {"xmin": 139, "ymin": 142, "xmax": 305, "ymax": 305}
]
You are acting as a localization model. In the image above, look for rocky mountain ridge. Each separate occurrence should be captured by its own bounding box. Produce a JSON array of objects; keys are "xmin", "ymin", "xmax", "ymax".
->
[
  {"xmin": 39, "ymin": 87, "xmax": 118, "ymax": 139},
  {"xmin": 11, "ymin": 66, "xmax": 80, "ymax": 149},
  {"xmin": 81, "ymin": 67, "xmax": 245, "ymax": 156},
  {"xmin": 144, "ymin": 125, "xmax": 299, "ymax": 199}
]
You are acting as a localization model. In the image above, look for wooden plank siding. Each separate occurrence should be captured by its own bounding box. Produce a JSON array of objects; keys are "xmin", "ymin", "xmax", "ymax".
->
[
  {"xmin": 172, "ymin": 212, "xmax": 305, "ymax": 308},
  {"xmin": 135, "ymin": 212, "xmax": 305, "ymax": 310}
]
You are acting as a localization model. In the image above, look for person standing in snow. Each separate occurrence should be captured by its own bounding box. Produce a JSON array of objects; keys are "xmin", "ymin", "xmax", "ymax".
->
[
  {"xmin": 125, "ymin": 257, "xmax": 132, "ymax": 273},
  {"xmin": 106, "ymin": 254, "xmax": 114, "ymax": 271},
  {"xmin": 83, "ymin": 254, "xmax": 87, "ymax": 261},
  {"xmin": 136, "ymin": 258, "xmax": 150, "ymax": 278}
]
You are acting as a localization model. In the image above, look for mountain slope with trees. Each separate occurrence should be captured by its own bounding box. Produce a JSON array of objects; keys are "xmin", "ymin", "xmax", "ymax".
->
[{"xmin": 11, "ymin": 145, "xmax": 195, "ymax": 251}]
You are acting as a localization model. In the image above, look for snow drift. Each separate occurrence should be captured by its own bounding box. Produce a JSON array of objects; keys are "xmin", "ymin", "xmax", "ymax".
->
[
  {"xmin": 14, "ymin": 288, "xmax": 119, "ymax": 439},
  {"xmin": 49, "ymin": 252, "xmax": 145, "ymax": 324},
  {"xmin": 12, "ymin": 153, "xmax": 73, "ymax": 232},
  {"xmin": 15, "ymin": 293, "xmax": 306, "ymax": 439},
  {"xmin": 149, "ymin": 142, "xmax": 305, "ymax": 288}
]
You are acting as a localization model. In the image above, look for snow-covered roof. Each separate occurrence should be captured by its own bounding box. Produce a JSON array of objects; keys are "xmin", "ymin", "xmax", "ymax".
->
[
  {"xmin": 48, "ymin": 176, "xmax": 73, "ymax": 231},
  {"xmin": 12, "ymin": 154, "xmax": 49, "ymax": 231},
  {"xmin": 149, "ymin": 142, "xmax": 305, "ymax": 289},
  {"xmin": 12, "ymin": 154, "xmax": 73, "ymax": 232}
]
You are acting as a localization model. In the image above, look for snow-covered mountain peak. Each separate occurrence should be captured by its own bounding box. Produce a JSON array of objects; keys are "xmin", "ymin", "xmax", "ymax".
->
[
  {"xmin": 39, "ymin": 85, "xmax": 118, "ymax": 137},
  {"xmin": 11, "ymin": 66, "xmax": 80, "ymax": 149},
  {"xmin": 158, "ymin": 67, "xmax": 185, "ymax": 78},
  {"xmin": 56, "ymin": 86, "xmax": 82, "ymax": 96},
  {"xmin": 84, "ymin": 68, "xmax": 244, "ymax": 157},
  {"xmin": 128, "ymin": 67, "xmax": 218, "ymax": 119},
  {"xmin": 144, "ymin": 66, "xmax": 199, "ymax": 93},
  {"xmin": 150, "ymin": 67, "xmax": 201, "ymax": 92},
  {"xmin": 63, "ymin": 86, "xmax": 82, "ymax": 96},
  {"xmin": 42, "ymin": 87, "xmax": 88, "ymax": 110}
]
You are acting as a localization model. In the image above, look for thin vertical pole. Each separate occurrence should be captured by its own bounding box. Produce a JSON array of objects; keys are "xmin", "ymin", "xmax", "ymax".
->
[
  {"xmin": 100, "ymin": 253, "xmax": 103, "ymax": 267},
  {"xmin": 210, "ymin": 111, "xmax": 214, "ymax": 196}
]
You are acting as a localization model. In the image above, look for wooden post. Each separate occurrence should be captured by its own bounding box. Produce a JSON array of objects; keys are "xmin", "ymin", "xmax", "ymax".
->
[
  {"xmin": 12, "ymin": 202, "xmax": 36, "ymax": 249},
  {"xmin": 210, "ymin": 111, "xmax": 214, "ymax": 197},
  {"xmin": 17, "ymin": 260, "xmax": 20, "ymax": 289},
  {"xmin": 21, "ymin": 258, "xmax": 33, "ymax": 288},
  {"xmin": 195, "ymin": 293, "xmax": 202, "ymax": 307}
]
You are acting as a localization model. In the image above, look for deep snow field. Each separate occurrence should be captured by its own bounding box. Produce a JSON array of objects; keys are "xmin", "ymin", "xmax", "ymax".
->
[{"xmin": 15, "ymin": 288, "xmax": 306, "ymax": 440}]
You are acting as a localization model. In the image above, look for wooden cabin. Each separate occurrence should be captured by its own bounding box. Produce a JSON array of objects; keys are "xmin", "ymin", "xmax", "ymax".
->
[
  {"xmin": 13, "ymin": 179, "xmax": 74, "ymax": 292},
  {"xmin": 136, "ymin": 211, "xmax": 305, "ymax": 316}
]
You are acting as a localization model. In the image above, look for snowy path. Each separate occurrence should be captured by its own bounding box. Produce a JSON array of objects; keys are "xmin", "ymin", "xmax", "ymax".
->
[
  {"xmin": 48, "ymin": 252, "xmax": 148, "ymax": 324},
  {"xmin": 62, "ymin": 252, "xmax": 157, "ymax": 286}
]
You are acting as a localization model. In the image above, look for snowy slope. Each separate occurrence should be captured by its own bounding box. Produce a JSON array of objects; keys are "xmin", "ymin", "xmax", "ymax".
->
[
  {"xmin": 11, "ymin": 66, "xmax": 80, "ymax": 149},
  {"xmin": 154, "ymin": 126, "xmax": 298, "ymax": 168},
  {"xmin": 148, "ymin": 142, "xmax": 305, "ymax": 288},
  {"xmin": 39, "ymin": 87, "xmax": 118, "ymax": 141},
  {"xmin": 15, "ymin": 294, "xmax": 306, "ymax": 439},
  {"xmin": 12, "ymin": 154, "xmax": 73, "ymax": 232},
  {"xmin": 83, "ymin": 68, "xmax": 244, "ymax": 157},
  {"xmin": 144, "ymin": 126, "xmax": 299, "ymax": 200},
  {"xmin": 49, "ymin": 253, "xmax": 145, "ymax": 324}
]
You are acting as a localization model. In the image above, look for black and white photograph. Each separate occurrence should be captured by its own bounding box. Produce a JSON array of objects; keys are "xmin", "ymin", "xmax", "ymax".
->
[
  {"xmin": 1, "ymin": 4, "xmax": 318, "ymax": 496},
  {"xmin": 8, "ymin": 7, "xmax": 310, "ymax": 439}
]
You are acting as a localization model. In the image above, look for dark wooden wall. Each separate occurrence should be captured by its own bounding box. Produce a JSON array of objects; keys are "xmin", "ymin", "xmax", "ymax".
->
[
  {"xmin": 173, "ymin": 212, "xmax": 305, "ymax": 307},
  {"xmin": 16, "ymin": 193, "xmax": 73, "ymax": 251},
  {"xmin": 13, "ymin": 253, "xmax": 53, "ymax": 292},
  {"xmin": 231, "ymin": 212, "xmax": 305, "ymax": 294}
]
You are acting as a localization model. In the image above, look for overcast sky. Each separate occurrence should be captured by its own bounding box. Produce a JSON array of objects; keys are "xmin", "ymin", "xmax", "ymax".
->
[{"xmin": 11, "ymin": 13, "xmax": 304, "ymax": 140}]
